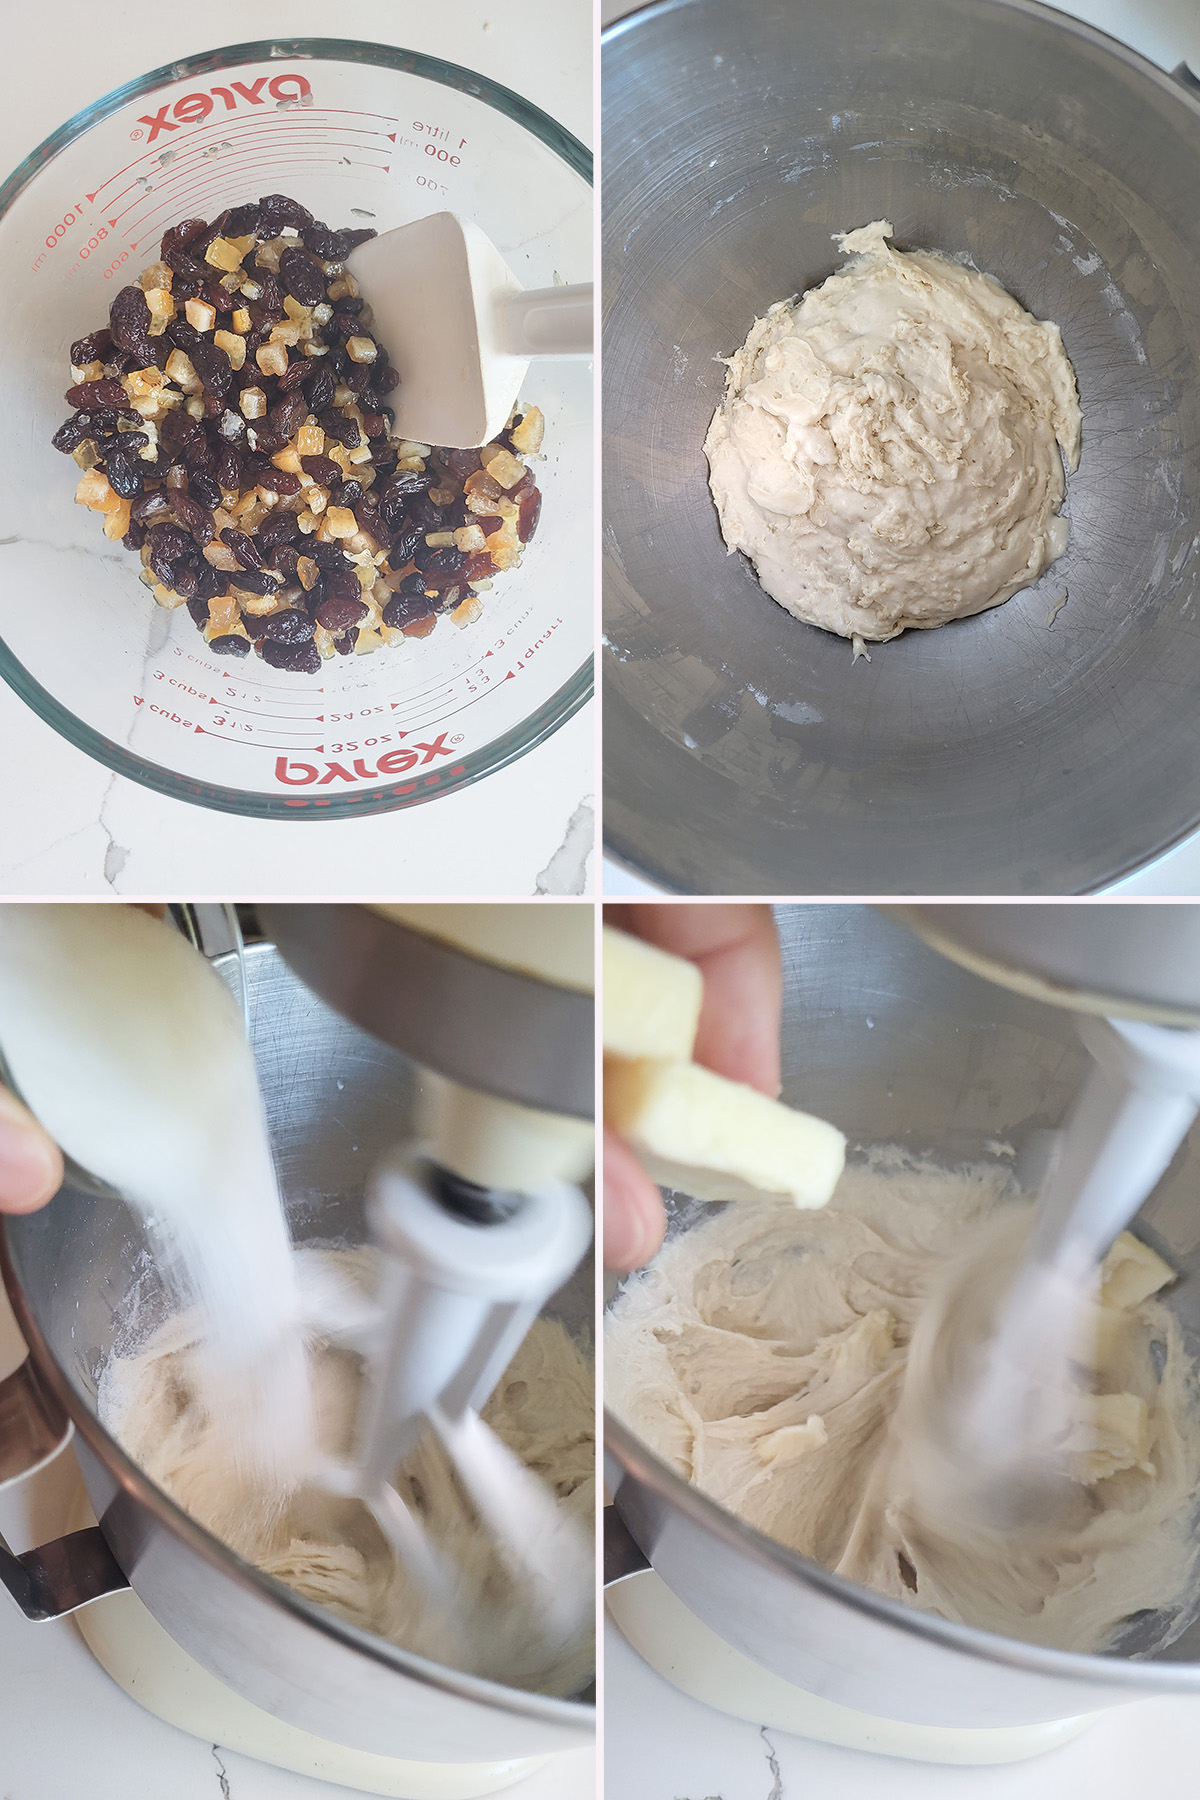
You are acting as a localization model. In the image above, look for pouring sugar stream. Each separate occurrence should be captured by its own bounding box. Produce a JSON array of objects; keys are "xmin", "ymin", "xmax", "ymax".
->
[{"xmin": 0, "ymin": 904, "xmax": 594, "ymax": 1681}]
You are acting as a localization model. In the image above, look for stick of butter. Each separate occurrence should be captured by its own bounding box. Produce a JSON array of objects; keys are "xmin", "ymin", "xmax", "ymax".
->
[
  {"xmin": 605, "ymin": 1056, "xmax": 845, "ymax": 1209},
  {"xmin": 602, "ymin": 925, "xmax": 703, "ymax": 1062}
]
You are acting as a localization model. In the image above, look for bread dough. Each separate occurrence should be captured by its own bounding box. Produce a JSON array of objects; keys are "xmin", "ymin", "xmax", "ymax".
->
[
  {"xmin": 101, "ymin": 1248, "xmax": 595, "ymax": 1697},
  {"xmin": 605, "ymin": 1155, "xmax": 1200, "ymax": 1654},
  {"xmin": 704, "ymin": 221, "xmax": 1082, "ymax": 644}
]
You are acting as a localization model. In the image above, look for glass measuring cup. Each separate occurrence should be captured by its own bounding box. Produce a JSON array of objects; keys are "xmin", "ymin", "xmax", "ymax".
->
[{"xmin": 0, "ymin": 40, "xmax": 592, "ymax": 818}]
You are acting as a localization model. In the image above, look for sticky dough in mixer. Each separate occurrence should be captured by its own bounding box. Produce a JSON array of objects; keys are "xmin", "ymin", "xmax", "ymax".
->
[
  {"xmin": 100, "ymin": 1248, "xmax": 595, "ymax": 1696},
  {"xmin": 605, "ymin": 1154, "xmax": 1200, "ymax": 1654},
  {"xmin": 704, "ymin": 221, "xmax": 1082, "ymax": 644}
]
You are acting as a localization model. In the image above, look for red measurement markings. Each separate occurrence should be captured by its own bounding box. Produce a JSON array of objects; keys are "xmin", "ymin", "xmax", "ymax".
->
[
  {"xmin": 114, "ymin": 150, "xmax": 392, "ymax": 242},
  {"xmin": 86, "ymin": 105, "xmax": 399, "ymax": 204},
  {"xmin": 195, "ymin": 726, "xmax": 327, "ymax": 750},
  {"xmin": 99, "ymin": 129, "xmax": 393, "ymax": 226}
]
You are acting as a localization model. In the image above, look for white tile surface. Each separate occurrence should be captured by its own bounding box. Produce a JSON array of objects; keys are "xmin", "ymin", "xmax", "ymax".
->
[{"xmin": 0, "ymin": 0, "xmax": 595, "ymax": 898}]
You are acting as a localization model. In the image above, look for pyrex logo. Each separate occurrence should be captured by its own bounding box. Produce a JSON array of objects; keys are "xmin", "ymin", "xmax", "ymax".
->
[
  {"xmin": 275, "ymin": 735, "xmax": 455, "ymax": 787},
  {"xmin": 137, "ymin": 75, "xmax": 313, "ymax": 143}
]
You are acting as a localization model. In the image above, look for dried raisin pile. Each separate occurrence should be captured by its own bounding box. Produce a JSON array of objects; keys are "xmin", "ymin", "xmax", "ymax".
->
[{"xmin": 53, "ymin": 195, "xmax": 545, "ymax": 674}]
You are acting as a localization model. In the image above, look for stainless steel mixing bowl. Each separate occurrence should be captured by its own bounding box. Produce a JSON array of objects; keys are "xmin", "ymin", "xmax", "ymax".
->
[
  {"xmin": 603, "ymin": 0, "xmax": 1200, "ymax": 894},
  {"xmin": 606, "ymin": 905, "xmax": 1200, "ymax": 1727},
  {"xmin": 1, "ymin": 937, "xmax": 594, "ymax": 1764}
]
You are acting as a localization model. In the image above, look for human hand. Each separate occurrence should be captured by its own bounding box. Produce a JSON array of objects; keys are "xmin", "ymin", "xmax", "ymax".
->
[
  {"xmin": 603, "ymin": 904, "xmax": 781, "ymax": 1270},
  {"xmin": 0, "ymin": 1086, "xmax": 63, "ymax": 1214}
]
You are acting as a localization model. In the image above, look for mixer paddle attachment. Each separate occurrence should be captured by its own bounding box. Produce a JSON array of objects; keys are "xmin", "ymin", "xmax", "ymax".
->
[
  {"xmin": 322, "ymin": 1152, "xmax": 594, "ymax": 1659},
  {"xmin": 911, "ymin": 1016, "xmax": 1200, "ymax": 1526}
]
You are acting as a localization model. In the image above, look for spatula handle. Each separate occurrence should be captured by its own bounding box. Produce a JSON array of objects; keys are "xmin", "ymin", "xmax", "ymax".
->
[{"xmin": 498, "ymin": 284, "xmax": 593, "ymax": 357}]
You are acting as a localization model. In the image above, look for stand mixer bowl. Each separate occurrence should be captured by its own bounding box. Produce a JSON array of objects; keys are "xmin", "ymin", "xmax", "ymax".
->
[
  {"xmin": 603, "ymin": 0, "xmax": 1200, "ymax": 894},
  {"xmin": 606, "ymin": 904, "xmax": 1200, "ymax": 1728},
  {"xmin": 1, "ymin": 934, "xmax": 595, "ymax": 1764},
  {"xmin": 0, "ymin": 38, "xmax": 592, "ymax": 818}
]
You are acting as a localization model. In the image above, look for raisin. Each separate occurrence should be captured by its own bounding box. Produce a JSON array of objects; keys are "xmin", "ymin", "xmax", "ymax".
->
[
  {"xmin": 241, "ymin": 612, "xmax": 275, "ymax": 639},
  {"xmin": 389, "ymin": 525, "xmax": 424, "ymax": 567},
  {"xmin": 104, "ymin": 452, "xmax": 143, "ymax": 499},
  {"xmin": 191, "ymin": 210, "xmax": 231, "ymax": 259},
  {"xmin": 221, "ymin": 528, "xmax": 265, "ymax": 571},
  {"xmin": 408, "ymin": 494, "xmax": 443, "ymax": 533},
  {"xmin": 383, "ymin": 590, "xmax": 434, "ymax": 628},
  {"xmin": 189, "ymin": 338, "xmax": 233, "ymax": 400},
  {"xmin": 316, "ymin": 592, "xmax": 368, "ymax": 632},
  {"xmin": 278, "ymin": 247, "xmax": 326, "ymax": 308},
  {"xmin": 312, "ymin": 541, "xmax": 352, "ymax": 572},
  {"xmin": 160, "ymin": 410, "xmax": 203, "ymax": 457},
  {"xmin": 65, "ymin": 378, "xmax": 127, "ymax": 410},
  {"xmin": 225, "ymin": 202, "xmax": 261, "ymax": 236},
  {"xmin": 355, "ymin": 502, "xmax": 386, "ymax": 545},
  {"xmin": 271, "ymin": 543, "xmax": 302, "ymax": 580},
  {"xmin": 461, "ymin": 550, "xmax": 496, "ymax": 582},
  {"xmin": 255, "ymin": 272, "xmax": 285, "ymax": 321},
  {"xmin": 323, "ymin": 568, "xmax": 362, "ymax": 607},
  {"xmin": 70, "ymin": 328, "xmax": 113, "ymax": 367},
  {"xmin": 294, "ymin": 456, "xmax": 335, "ymax": 487},
  {"xmin": 276, "ymin": 357, "xmax": 310, "ymax": 393},
  {"xmin": 51, "ymin": 416, "xmax": 89, "ymax": 453},
  {"xmin": 474, "ymin": 513, "xmax": 504, "ymax": 536},
  {"xmin": 304, "ymin": 363, "xmax": 337, "ymax": 412},
  {"xmin": 167, "ymin": 318, "xmax": 204, "ymax": 354},
  {"xmin": 318, "ymin": 410, "xmax": 361, "ymax": 449},
  {"xmin": 189, "ymin": 470, "xmax": 223, "ymax": 511},
  {"xmin": 129, "ymin": 489, "xmax": 171, "ymax": 525},
  {"xmin": 301, "ymin": 223, "xmax": 377, "ymax": 259},
  {"xmin": 251, "ymin": 430, "xmax": 286, "ymax": 456},
  {"xmin": 172, "ymin": 491, "xmax": 213, "ymax": 545},
  {"xmin": 210, "ymin": 633, "xmax": 250, "ymax": 657},
  {"xmin": 170, "ymin": 561, "xmax": 200, "ymax": 599},
  {"xmin": 415, "ymin": 545, "xmax": 466, "ymax": 585},
  {"xmin": 161, "ymin": 218, "xmax": 208, "ymax": 261},
  {"xmin": 257, "ymin": 192, "xmax": 315, "ymax": 234},
  {"xmin": 379, "ymin": 468, "xmax": 431, "ymax": 525},
  {"xmin": 195, "ymin": 560, "xmax": 226, "ymax": 601},
  {"xmin": 262, "ymin": 609, "xmax": 316, "ymax": 645},
  {"xmin": 229, "ymin": 569, "xmax": 281, "ymax": 595},
  {"xmin": 266, "ymin": 469, "xmax": 302, "ymax": 496},
  {"xmin": 359, "ymin": 410, "xmax": 385, "ymax": 439},
  {"xmin": 186, "ymin": 596, "xmax": 210, "ymax": 626},
  {"xmin": 517, "ymin": 485, "xmax": 542, "ymax": 543},
  {"xmin": 332, "ymin": 478, "xmax": 364, "ymax": 508},
  {"xmin": 345, "ymin": 361, "xmax": 372, "ymax": 396},
  {"xmin": 440, "ymin": 447, "xmax": 479, "ymax": 482},
  {"xmin": 268, "ymin": 389, "xmax": 309, "ymax": 441},
  {"xmin": 215, "ymin": 444, "xmax": 243, "ymax": 491},
  {"xmin": 109, "ymin": 285, "xmax": 153, "ymax": 359},
  {"xmin": 258, "ymin": 506, "xmax": 300, "ymax": 547},
  {"xmin": 377, "ymin": 365, "xmax": 400, "ymax": 394},
  {"xmin": 149, "ymin": 522, "xmax": 192, "ymax": 562}
]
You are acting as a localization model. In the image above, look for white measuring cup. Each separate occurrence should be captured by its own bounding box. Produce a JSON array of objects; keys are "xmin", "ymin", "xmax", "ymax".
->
[{"xmin": 0, "ymin": 41, "xmax": 592, "ymax": 818}]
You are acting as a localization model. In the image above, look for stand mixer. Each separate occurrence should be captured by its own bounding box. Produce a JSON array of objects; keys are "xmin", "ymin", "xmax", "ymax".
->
[
  {"xmin": 0, "ymin": 902, "xmax": 596, "ymax": 1799},
  {"xmin": 606, "ymin": 903, "xmax": 1200, "ymax": 1767}
]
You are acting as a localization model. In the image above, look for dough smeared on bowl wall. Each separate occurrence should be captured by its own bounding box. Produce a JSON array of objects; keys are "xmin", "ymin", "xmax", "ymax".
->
[{"xmin": 704, "ymin": 221, "xmax": 1082, "ymax": 644}]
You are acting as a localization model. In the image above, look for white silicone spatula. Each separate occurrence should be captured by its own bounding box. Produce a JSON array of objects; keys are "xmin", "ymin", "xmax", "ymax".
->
[{"xmin": 348, "ymin": 212, "xmax": 592, "ymax": 449}]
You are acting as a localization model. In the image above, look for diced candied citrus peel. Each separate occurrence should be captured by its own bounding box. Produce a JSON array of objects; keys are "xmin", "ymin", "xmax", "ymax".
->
[
  {"xmin": 271, "ymin": 446, "xmax": 303, "ymax": 475},
  {"xmin": 255, "ymin": 342, "xmax": 289, "ymax": 377},
  {"xmin": 451, "ymin": 594, "xmax": 483, "ymax": 627},
  {"xmin": 205, "ymin": 237, "xmax": 245, "ymax": 272},
  {"xmin": 232, "ymin": 307, "xmax": 251, "ymax": 334},
  {"xmin": 346, "ymin": 336, "xmax": 377, "ymax": 363},
  {"xmin": 296, "ymin": 556, "xmax": 320, "ymax": 591},
  {"xmin": 479, "ymin": 445, "xmax": 526, "ymax": 490},
  {"xmin": 296, "ymin": 423, "xmax": 324, "ymax": 455},
  {"xmin": 454, "ymin": 524, "xmax": 487, "ymax": 552},
  {"xmin": 145, "ymin": 289, "xmax": 176, "ymax": 335},
  {"xmin": 75, "ymin": 468, "xmax": 117, "ymax": 511},
  {"xmin": 509, "ymin": 406, "xmax": 544, "ymax": 455},
  {"xmin": 185, "ymin": 298, "xmax": 216, "ymax": 332},
  {"xmin": 152, "ymin": 584, "xmax": 189, "ymax": 608},
  {"xmin": 138, "ymin": 262, "xmax": 173, "ymax": 293},
  {"xmin": 321, "ymin": 507, "xmax": 358, "ymax": 540},
  {"xmin": 240, "ymin": 386, "xmax": 267, "ymax": 419},
  {"xmin": 213, "ymin": 330, "xmax": 246, "ymax": 370},
  {"xmin": 103, "ymin": 499, "xmax": 132, "ymax": 540},
  {"xmin": 165, "ymin": 350, "xmax": 201, "ymax": 392}
]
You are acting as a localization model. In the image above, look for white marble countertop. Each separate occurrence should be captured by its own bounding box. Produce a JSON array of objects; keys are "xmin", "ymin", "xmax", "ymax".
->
[
  {"xmin": 605, "ymin": 1616, "xmax": 1200, "ymax": 1800},
  {"xmin": 601, "ymin": 0, "xmax": 1200, "ymax": 899},
  {"xmin": 0, "ymin": 0, "xmax": 595, "ymax": 898}
]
